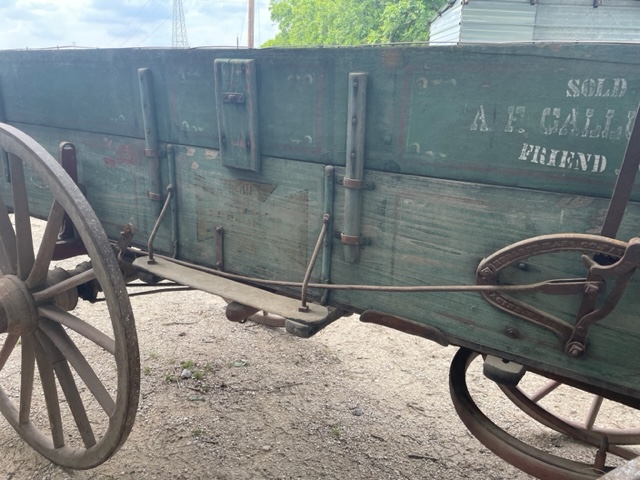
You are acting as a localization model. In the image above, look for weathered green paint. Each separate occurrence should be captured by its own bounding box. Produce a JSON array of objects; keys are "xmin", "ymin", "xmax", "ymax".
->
[{"xmin": 0, "ymin": 44, "xmax": 639, "ymax": 400}]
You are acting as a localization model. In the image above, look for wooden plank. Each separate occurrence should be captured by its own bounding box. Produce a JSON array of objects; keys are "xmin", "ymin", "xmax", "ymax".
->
[
  {"xmin": 328, "ymin": 167, "xmax": 640, "ymax": 398},
  {"xmin": 0, "ymin": 45, "xmax": 639, "ymax": 199},
  {"xmin": 8, "ymin": 123, "xmax": 172, "ymax": 253},
  {"xmin": 171, "ymin": 144, "xmax": 326, "ymax": 286},
  {"xmin": 133, "ymin": 256, "xmax": 329, "ymax": 323}
]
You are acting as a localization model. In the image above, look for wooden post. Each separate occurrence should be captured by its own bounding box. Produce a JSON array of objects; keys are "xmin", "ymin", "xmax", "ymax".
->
[{"xmin": 248, "ymin": 0, "xmax": 255, "ymax": 48}]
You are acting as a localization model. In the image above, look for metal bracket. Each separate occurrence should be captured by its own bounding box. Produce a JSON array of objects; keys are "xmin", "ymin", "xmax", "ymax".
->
[
  {"xmin": 222, "ymin": 93, "xmax": 246, "ymax": 104},
  {"xmin": 52, "ymin": 143, "xmax": 88, "ymax": 260},
  {"xmin": 215, "ymin": 226, "xmax": 224, "ymax": 271},
  {"xmin": 335, "ymin": 230, "xmax": 372, "ymax": 246},
  {"xmin": 138, "ymin": 68, "xmax": 163, "ymax": 202},
  {"xmin": 337, "ymin": 175, "xmax": 375, "ymax": 190}
]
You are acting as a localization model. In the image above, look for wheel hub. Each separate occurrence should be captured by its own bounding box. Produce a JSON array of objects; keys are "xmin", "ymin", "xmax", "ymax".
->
[{"xmin": 0, "ymin": 275, "xmax": 38, "ymax": 335}]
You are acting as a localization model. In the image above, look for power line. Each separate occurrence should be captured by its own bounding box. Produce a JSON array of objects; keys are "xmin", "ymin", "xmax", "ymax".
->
[
  {"xmin": 119, "ymin": 0, "xmax": 169, "ymax": 47},
  {"xmin": 107, "ymin": 0, "xmax": 155, "ymax": 47},
  {"xmin": 138, "ymin": 16, "xmax": 172, "ymax": 46}
]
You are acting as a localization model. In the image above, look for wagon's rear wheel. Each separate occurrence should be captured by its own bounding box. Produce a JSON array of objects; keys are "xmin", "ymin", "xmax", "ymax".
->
[
  {"xmin": 0, "ymin": 124, "xmax": 139, "ymax": 469},
  {"xmin": 500, "ymin": 378, "xmax": 640, "ymax": 453},
  {"xmin": 450, "ymin": 348, "xmax": 637, "ymax": 479}
]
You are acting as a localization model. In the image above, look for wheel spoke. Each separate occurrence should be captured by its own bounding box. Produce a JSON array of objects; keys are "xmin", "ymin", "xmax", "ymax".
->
[
  {"xmin": 32, "ymin": 269, "xmax": 96, "ymax": 305},
  {"xmin": 0, "ymin": 124, "xmax": 139, "ymax": 469},
  {"xmin": 38, "ymin": 304, "xmax": 115, "ymax": 355},
  {"xmin": 8, "ymin": 154, "xmax": 35, "ymax": 280},
  {"xmin": 33, "ymin": 332, "xmax": 64, "ymax": 449},
  {"xmin": 19, "ymin": 333, "xmax": 35, "ymax": 425},
  {"xmin": 39, "ymin": 318, "xmax": 116, "ymax": 417},
  {"xmin": 0, "ymin": 334, "xmax": 19, "ymax": 371},
  {"xmin": 36, "ymin": 328, "xmax": 96, "ymax": 448},
  {"xmin": 530, "ymin": 380, "xmax": 561, "ymax": 403},
  {"xmin": 0, "ymin": 195, "xmax": 16, "ymax": 275},
  {"xmin": 26, "ymin": 200, "xmax": 65, "ymax": 289},
  {"xmin": 585, "ymin": 396, "xmax": 605, "ymax": 431}
]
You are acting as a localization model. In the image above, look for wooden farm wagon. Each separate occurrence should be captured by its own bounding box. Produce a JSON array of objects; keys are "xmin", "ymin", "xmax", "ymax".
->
[{"xmin": 0, "ymin": 42, "xmax": 639, "ymax": 478}]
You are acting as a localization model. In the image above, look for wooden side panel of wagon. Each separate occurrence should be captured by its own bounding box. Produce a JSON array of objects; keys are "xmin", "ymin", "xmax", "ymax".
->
[{"xmin": 0, "ymin": 44, "xmax": 639, "ymax": 403}]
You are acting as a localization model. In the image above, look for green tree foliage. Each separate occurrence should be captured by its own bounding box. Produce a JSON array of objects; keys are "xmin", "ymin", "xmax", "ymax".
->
[{"xmin": 264, "ymin": 0, "xmax": 445, "ymax": 46}]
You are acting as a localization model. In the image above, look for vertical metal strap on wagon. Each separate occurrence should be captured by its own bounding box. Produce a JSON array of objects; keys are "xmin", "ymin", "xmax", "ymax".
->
[
  {"xmin": 600, "ymin": 101, "xmax": 640, "ymax": 239},
  {"xmin": 137, "ymin": 68, "xmax": 163, "ymax": 208},
  {"xmin": 342, "ymin": 73, "xmax": 368, "ymax": 263}
]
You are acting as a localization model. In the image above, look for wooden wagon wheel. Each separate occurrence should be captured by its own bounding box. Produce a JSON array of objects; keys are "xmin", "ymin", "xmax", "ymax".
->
[
  {"xmin": 0, "ymin": 123, "xmax": 139, "ymax": 469},
  {"xmin": 500, "ymin": 377, "xmax": 640, "ymax": 449},
  {"xmin": 450, "ymin": 348, "xmax": 637, "ymax": 480}
]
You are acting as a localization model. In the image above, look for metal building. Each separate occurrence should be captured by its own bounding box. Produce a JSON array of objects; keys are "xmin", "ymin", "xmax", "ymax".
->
[{"xmin": 429, "ymin": 0, "xmax": 640, "ymax": 45}]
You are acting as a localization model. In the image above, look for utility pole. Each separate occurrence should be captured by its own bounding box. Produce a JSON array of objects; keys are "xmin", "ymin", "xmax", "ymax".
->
[
  {"xmin": 248, "ymin": 0, "xmax": 254, "ymax": 48},
  {"xmin": 172, "ymin": 0, "xmax": 189, "ymax": 48}
]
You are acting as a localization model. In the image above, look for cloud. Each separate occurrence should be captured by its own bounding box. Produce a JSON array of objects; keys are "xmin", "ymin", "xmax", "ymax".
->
[{"xmin": 0, "ymin": 0, "xmax": 278, "ymax": 49}]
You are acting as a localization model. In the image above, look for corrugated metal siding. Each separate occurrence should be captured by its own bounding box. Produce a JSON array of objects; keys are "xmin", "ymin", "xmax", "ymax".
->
[
  {"xmin": 429, "ymin": 0, "xmax": 640, "ymax": 44},
  {"xmin": 430, "ymin": 0, "xmax": 464, "ymax": 45},
  {"xmin": 460, "ymin": 0, "xmax": 537, "ymax": 43},
  {"xmin": 534, "ymin": 0, "xmax": 640, "ymax": 41}
]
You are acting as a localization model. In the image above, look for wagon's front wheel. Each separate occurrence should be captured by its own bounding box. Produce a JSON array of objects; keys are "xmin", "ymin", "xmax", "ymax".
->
[{"xmin": 0, "ymin": 123, "xmax": 140, "ymax": 469}]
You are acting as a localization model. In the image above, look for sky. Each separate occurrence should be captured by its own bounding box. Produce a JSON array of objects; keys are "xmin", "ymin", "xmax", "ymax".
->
[{"xmin": 0, "ymin": 0, "xmax": 279, "ymax": 50}]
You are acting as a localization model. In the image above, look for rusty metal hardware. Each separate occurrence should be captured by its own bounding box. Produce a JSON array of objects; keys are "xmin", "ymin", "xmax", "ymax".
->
[
  {"xmin": 477, "ymin": 233, "xmax": 639, "ymax": 356},
  {"xmin": 58, "ymin": 142, "xmax": 78, "ymax": 241},
  {"xmin": 321, "ymin": 165, "xmax": 335, "ymax": 305},
  {"xmin": 567, "ymin": 101, "xmax": 640, "ymax": 355},
  {"xmin": 225, "ymin": 301, "xmax": 259, "ymax": 322},
  {"xmin": 52, "ymin": 142, "xmax": 88, "ymax": 260},
  {"xmin": 300, "ymin": 214, "xmax": 330, "ymax": 311},
  {"xmin": 145, "ymin": 252, "xmax": 600, "ymax": 294},
  {"xmin": 337, "ymin": 231, "xmax": 372, "ymax": 246},
  {"xmin": 147, "ymin": 184, "xmax": 174, "ymax": 264},
  {"xmin": 360, "ymin": 310, "xmax": 449, "ymax": 346},
  {"xmin": 336, "ymin": 175, "xmax": 375, "ymax": 190},
  {"xmin": 285, "ymin": 308, "xmax": 347, "ymax": 338},
  {"xmin": 340, "ymin": 232, "xmax": 362, "ymax": 246},
  {"xmin": 167, "ymin": 144, "xmax": 179, "ymax": 258},
  {"xmin": 222, "ymin": 92, "xmax": 246, "ymax": 104},
  {"xmin": 215, "ymin": 226, "xmax": 224, "ymax": 271},
  {"xmin": 564, "ymin": 239, "xmax": 640, "ymax": 356}
]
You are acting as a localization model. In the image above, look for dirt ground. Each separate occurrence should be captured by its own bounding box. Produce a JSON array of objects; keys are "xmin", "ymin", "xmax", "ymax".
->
[{"xmin": 0, "ymin": 221, "xmax": 638, "ymax": 480}]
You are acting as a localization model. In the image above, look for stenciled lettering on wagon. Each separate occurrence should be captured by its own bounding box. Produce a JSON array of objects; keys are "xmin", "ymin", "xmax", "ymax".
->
[
  {"xmin": 485, "ymin": 238, "xmax": 626, "ymax": 272},
  {"xmin": 470, "ymin": 105, "xmax": 636, "ymax": 141},
  {"xmin": 540, "ymin": 107, "xmax": 636, "ymax": 140},
  {"xmin": 468, "ymin": 76, "xmax": 635, "ymax": 141},
  {"xmin": 518, "ymin": 143, "xmax": 608, "ymax": 174},
  {"xmin": 566, "ymin": 78, "xmax": 627, "ymax": 98}
]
